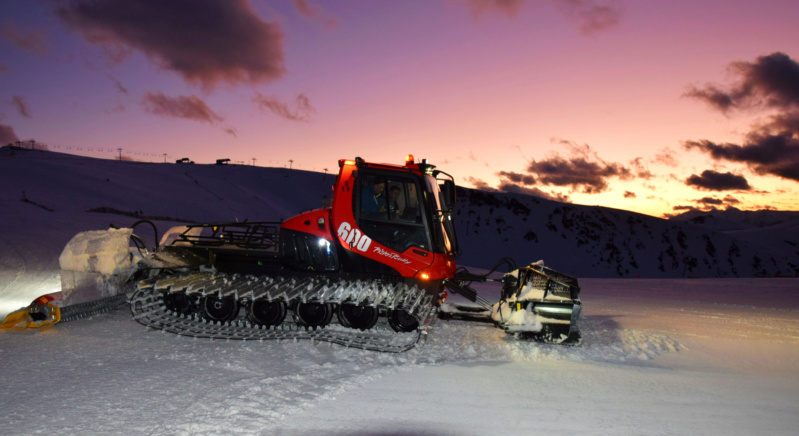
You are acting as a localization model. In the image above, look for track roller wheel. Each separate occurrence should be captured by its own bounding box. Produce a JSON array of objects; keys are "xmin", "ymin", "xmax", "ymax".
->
[
  {"xmin": 200, "ymin": 296, "xmax": 239, "ymax": 323},
  {"xmin": 246, "ymin": 299, "xmax": 287, "ymax": 327},
  {"xmin": 163, "ymin": 292, "xmax": 194, "ymax": 315},
  {"xmin": 337, "ymin": 303, "xmax": 379, "ymax": 331},
  {"xmin": 388, "ymin": 309, "xmax": 419, "ymax": 332},
  {"xmin": 294, "ymin": 302, "xmax": 333, "ymax": 329}
]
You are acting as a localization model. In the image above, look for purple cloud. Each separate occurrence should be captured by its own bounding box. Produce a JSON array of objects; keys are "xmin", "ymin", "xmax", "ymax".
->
[
  {"xmin": 142, "ymin": 92, "xmax": 223, "ymax": 124},
  {"xmin": 253, "ymin": 93, "xmax": 315, "ymax": 122},
  {"xmin": 0, "ymin": 24, "xmax": 49, "ymax": 56},
  {"xmin": 11, "ymin": 96, "xmax": 31, "ymax": 118},
  {"xmin": 55, "ymin": 0, "xmax": 286, "ymax": 90}
]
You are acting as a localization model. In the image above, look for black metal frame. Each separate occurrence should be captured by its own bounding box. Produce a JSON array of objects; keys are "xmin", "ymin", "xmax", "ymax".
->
[{"xmin": 172, "ymin": 222, "xmax": 281, "ymax": 251}]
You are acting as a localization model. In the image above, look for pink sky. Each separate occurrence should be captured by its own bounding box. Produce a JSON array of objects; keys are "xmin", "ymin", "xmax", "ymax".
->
[{"xmin": 2, "ymin": 0, "xmax": 798, "ymax": 217}]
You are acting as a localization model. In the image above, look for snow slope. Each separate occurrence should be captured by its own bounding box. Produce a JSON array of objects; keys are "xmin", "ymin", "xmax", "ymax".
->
[
  {"xmin": 454, "ymin": 189, "xmax": 798, "ymax": 278},
  {"xmin": 672, "ymin": 208, "xmax": 799, "ymax": 266},
  {"xmin": 2, "ymin": 145, "xmax": 796, "ymax": 294},
  {"xmin": 0, "ymin": 147, "xmax": 330, "ymax": 318},
  {"xmin": 2, "ymin": 147, "xmax": 799, "ymax": 435}
]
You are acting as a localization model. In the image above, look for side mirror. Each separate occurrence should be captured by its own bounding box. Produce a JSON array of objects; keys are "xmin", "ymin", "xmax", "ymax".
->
[{"xmin": 440, "ymin": 180, "xmax": 456, "ymax": 210}]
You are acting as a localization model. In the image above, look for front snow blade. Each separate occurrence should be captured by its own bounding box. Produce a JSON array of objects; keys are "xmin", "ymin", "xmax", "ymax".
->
[
  {"xmin": 491, "ymin": 262, "xmax": 582, "ymax": 344},
  {"xmin": 59, "ymin": 228, "xmax": 138, "ymax": 308}
]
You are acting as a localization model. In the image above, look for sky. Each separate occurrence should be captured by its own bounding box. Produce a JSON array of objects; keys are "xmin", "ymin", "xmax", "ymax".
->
[{"xmin": 1, "ymin": 0, "xmax": 799, "ymax": 218}]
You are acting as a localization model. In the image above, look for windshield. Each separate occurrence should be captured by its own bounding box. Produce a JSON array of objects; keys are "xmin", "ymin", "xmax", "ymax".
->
[
  {"xmin": 355, "ymin": 173, "xmax": 432, "ymax": 253},
  {"xmin": 425, "ymin": 174, "xmax": 460, "ymax": 257}
]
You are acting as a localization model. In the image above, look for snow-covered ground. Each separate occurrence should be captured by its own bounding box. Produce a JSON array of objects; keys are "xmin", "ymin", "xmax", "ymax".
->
[
  {"xmin": 2, "ymin": 148, "xmax": 799, "ymax": 435},
  {"xmin": 2, "ymin": 278, "xmax": 798, "ymax": 435}
]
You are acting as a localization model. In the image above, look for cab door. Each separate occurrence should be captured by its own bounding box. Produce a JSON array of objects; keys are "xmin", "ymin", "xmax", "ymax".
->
[{"xmin": 331, "ymin": 169, "xmax": 435, "ymax": 278}]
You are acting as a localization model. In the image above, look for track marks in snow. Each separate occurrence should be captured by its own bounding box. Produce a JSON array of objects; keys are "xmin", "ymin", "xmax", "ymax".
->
[
  {"xmin": 1, "ymin": 307, "xmax": 690, "ymax": 435},
  {"xmin": 418, "ymin": 317, "xmax": 686, "ymax": 365},
  {"xmin": 591, "ymin": 298, "xmax": 799, "ymax": 344},
  {"xmin": 129, "ymin": 338, "xmax": 423, "ymax": 434}
]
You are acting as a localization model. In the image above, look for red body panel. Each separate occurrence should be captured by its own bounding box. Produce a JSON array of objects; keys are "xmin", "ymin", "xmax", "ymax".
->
[
  {"xmin": 329, "ymin": 158, "xmax": 457, "ymax": 281},
  {"xmin": 281, "ymin": 209, "xmax": 334, "ymax": 241},
  {"xmin": 278, "ymin": 157, "xmax": 457, "ymax": 282}
]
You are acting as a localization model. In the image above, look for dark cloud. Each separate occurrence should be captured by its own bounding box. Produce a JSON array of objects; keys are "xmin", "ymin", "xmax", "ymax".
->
[
  {"xmin": 723, "ymin": 195, "xmax": 741, "ymax": 204},
  {"xmin": 0, "ymin": 24, "xmax": 49, "ymax": 56},
  {"xmin": 760, "ymin": 109, "xmax": 799, "ymax": 135},
  {"xmin": 684, "ymin": 52, "xmax": 799, "ymax": 184},
  {"xmin": 253, "ymin": 92, "xmax": 315, "ymax": 122},
  {"xmin": 623, "ymin": 191, "xmax": 636, "ymax": 199},
  {"xmin": 11, "ymin": 96, "xmax": 31, "ymax": 118},
  {"xmin": 684, "ymin": 131, "xmax": 799, "ymax": 182},
  {"xmin": 697, "ymin": 197, "xmax": 723, "ymax": 206},
  {"xmin": 497, "ymin": 170, "xmax": 536, "ymax": 185},
  {"xmin": 686, "ymin": 195, "xmax": 741, "ymax": 212},
  {"xmin": 465, "ymin": 176, "xmax": 494, "ymax": 191},
  {"xmin": 55, "ymin": 0, "xmax": 285, "ymax": 90},
  {"xmin": 493, "ymin": 141, "xmax": 633, "ymax": 196},
  {"xmin": 730, "ymin": 52, "xmax": 799, "ymax": 109},
  {"xmin": 0, "ymin": 124, "xmax": 20, "ymax": 144},
  {"xmin": 682, "ymin": 85, "xmax": 735, "ymax": 114},
  {"xmin": 0, "ymin": 64, "xmax": 8, "ymax": 75},
  {"xmin": 525, "ymin": 141, "xmax": 632, "ymax": 193},
  {"xmin": 685, "ymin": 169, "xmax": 751, "ymax": 191},
  {"xmin": 141, "ymin": 92, "xmax": 223, "ymax": 124},
  {"xmin": 467, "ymin": 175, "xmax": 570, "ymax": 202},
  {"xmin": 497, "ymin": 181, "xmax": 571, "ymax": 202},
  {"xmin": 684, "ymin": 52, "xmax": 799, "ymax": 113}
]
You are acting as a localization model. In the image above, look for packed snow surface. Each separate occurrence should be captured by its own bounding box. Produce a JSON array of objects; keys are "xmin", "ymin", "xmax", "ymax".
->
[{"xmin": 2, "ymin": 278, "xmax": 798, "ymax": 435}]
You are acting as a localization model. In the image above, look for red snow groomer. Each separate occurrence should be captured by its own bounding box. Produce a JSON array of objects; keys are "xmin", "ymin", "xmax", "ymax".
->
[{"xmin": 5, "ymin": 156, "xmax": 582, "ymax": 351}]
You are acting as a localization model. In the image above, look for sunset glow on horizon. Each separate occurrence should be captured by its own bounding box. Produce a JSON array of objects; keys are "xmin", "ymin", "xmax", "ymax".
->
[{"xmin": 2, "ymin": 0, "xmax": 799, "ymax": 218}]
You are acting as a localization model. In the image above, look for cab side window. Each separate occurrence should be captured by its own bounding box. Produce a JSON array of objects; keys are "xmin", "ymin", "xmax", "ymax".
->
[
  {"xmin": 359, "ymin": 175, "xmax": 387, "ymax": 219},
  {"xmin": 357, "ymin": 175, "xmax": 428, "ymax": 252}
]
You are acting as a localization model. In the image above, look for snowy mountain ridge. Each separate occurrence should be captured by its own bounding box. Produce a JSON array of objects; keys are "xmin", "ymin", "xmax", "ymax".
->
[
  {"xmin": 2, "ymin": 146, "xmax": 796, "ymax": 278},
  {"xmin": 453, "ymin": 189, "xmax": 798, "ymax": 278},
  {"xmin": 670, "ymin": 207, "xmax": 799, "ymax": 229}
]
